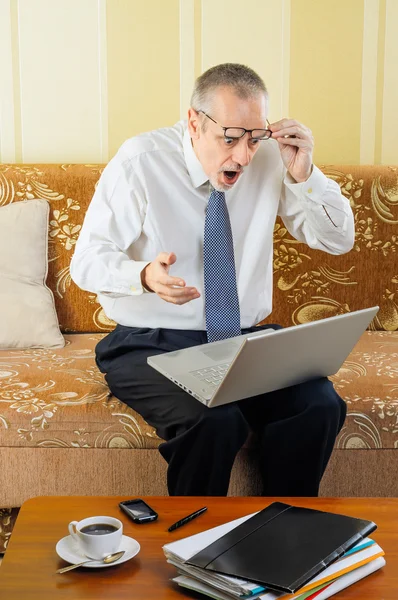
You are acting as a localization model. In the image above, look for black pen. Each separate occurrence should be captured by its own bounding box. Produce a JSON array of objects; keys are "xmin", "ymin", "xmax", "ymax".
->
[{"xmin": 168, "ymin": 506, "xmax": 208, "ymax": 532}]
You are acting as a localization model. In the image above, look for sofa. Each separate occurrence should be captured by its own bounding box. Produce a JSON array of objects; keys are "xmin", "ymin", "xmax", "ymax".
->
[{"xmin": 0, "ymin": 163, "xmax": 397, "ymax": 553}]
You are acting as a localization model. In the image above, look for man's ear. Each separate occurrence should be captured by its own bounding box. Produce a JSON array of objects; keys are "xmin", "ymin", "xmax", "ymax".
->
[{"xmin": 187, "ymin": 108, "xmax": 200, "ymax": 140}]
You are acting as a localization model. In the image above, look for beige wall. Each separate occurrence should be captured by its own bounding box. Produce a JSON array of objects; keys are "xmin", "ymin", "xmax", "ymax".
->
[{"xmin": 0, "ymin": 0, "xmax": 397, "ymax": 164}]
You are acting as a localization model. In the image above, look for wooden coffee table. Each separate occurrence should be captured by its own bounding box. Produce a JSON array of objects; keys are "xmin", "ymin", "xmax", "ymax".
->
[{"xmin": 0, "ymin": 496, "xmax": 397, "ymax": 599}]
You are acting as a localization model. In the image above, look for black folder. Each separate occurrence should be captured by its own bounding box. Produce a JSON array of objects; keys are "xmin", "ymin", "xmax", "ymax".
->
[{"xmin": 186, "ymin": 502, "xmax": 376, "ymax": 593}]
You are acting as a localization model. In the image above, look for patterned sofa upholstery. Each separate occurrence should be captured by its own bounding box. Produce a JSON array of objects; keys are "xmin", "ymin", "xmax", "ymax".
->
[{"xmin": 0, "ymin": 164, "xmax": 397, "ymax": 553}]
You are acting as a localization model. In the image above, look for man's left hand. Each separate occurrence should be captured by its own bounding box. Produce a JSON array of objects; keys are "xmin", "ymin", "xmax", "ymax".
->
[{"xmin": 269, "ymin": 119, "xmax": 314, "ymax": 183}]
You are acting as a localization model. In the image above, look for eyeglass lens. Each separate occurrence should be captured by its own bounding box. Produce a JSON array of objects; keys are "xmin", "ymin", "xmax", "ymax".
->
[{"xmin": 224, "ymin": 128, "xmax": 271, "ymax": 140}]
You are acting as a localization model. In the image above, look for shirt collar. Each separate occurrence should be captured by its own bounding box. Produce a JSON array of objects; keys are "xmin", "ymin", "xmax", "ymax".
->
[{"xmin": 183, "ymin": 127, "xmax": 209, "ymax": 189}]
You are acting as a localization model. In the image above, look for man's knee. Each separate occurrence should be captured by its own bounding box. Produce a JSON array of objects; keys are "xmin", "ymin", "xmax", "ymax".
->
[{"xmin": 302, "ymin": 377, "xmax": 346, "ymax": 425}]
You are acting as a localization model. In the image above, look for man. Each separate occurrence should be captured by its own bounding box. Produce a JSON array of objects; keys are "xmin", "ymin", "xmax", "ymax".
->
[{"xmin": 70, "ymin": 63, "xmax": 354, "ymax": 497}]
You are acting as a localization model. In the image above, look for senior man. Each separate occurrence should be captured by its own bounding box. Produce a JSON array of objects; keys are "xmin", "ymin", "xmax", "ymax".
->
[{"xmin": 71, "ymin": 63, "xmax": 354, "ymax": 497}]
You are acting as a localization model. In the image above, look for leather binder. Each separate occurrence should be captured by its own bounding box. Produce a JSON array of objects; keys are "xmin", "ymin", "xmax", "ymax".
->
[{"xmin": 186, "ymin": 502, "xmax": 377, "ymax": 593}]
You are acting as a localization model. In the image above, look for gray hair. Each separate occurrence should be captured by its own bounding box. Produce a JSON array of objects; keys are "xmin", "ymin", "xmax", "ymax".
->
[{"xmin": 190, "ymin": 63, "xmax": 268, "ymax": 114}]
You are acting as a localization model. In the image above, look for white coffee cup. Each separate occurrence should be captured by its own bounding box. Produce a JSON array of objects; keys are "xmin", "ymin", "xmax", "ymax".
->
[{"xmin": 68, "ymin": 516, "xmax": 123, "ymax": 560}]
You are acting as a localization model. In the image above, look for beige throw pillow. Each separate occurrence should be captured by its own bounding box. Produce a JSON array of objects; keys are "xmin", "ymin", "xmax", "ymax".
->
[{"xmin": 0, "ymin": 199, "xmax": 64, "ymax": 349}]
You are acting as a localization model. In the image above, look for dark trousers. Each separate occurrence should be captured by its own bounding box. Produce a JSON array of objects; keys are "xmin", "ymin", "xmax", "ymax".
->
[{"xmin": 95, "ymin": 324, "xmax": 346, "ymax": 497}]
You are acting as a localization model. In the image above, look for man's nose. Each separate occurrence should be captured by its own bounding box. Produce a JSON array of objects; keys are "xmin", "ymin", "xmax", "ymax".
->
[{"xmin": 232, "ymin": 138, "xmax": 252, "ymax": 167}]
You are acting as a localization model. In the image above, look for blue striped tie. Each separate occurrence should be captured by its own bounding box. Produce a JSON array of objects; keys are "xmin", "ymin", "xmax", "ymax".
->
[{"xmin": 204, "ymin": 189, "xmax": 241, "ymax": 342}]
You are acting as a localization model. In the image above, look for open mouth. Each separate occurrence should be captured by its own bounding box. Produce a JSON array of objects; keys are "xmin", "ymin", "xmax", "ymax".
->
[{"xmin": 222, "ymin": 171, "xmax": 240, "ymax": 185}]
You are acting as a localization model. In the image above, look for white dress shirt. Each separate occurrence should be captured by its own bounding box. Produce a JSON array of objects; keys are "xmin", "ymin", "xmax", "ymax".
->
[{"xmin": 70, "ymin": 121, "xmax": 354, "ymax": 330}]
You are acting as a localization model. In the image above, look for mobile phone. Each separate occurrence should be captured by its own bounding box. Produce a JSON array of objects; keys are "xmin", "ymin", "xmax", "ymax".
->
[{"xmin": 119, "ymin": 498, "xmax": 158, "ymax": 524}]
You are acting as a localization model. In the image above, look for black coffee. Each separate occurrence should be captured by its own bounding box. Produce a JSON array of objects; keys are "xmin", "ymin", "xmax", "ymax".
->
[{"xmin": 80, "ymin": 523, "xmax": 119, "ymax": 535}]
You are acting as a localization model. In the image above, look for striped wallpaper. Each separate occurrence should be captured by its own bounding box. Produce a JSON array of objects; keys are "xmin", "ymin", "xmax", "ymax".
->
[{"xmin": 0, "ymin": 0, "xmax": 397, "ymax": 164}]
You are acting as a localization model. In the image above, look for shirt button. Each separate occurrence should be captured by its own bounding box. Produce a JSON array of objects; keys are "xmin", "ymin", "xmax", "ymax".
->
[
  {"xmin": 131, "ymin": 286, "xmax": 136, "ymax": 292},
  {"xmin": 307, "ymin": 188, "xmax": 313, "ymax": 194}
]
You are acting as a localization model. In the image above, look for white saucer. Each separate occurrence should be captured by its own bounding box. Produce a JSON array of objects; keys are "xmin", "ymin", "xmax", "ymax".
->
[{"xmin": 56, "ymin": 534, "xmax": 140, "ymax": 568}]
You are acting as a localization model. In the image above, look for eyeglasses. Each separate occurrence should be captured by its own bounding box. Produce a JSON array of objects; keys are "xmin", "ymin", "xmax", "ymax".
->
[{"xmin": 199, "ymin": 110, "xmax": 272, "ymax": 141}]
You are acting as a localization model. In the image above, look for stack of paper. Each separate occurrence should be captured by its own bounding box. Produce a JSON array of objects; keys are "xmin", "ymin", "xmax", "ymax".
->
[{"xmin": 163, "ymin": 511, "xmax": 385, "ymax": 600}]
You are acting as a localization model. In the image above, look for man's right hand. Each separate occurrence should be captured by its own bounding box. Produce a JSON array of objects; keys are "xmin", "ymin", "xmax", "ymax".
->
[{"xmin": 140, "ymin": 252, "xmax": 201, "ymax": 305}]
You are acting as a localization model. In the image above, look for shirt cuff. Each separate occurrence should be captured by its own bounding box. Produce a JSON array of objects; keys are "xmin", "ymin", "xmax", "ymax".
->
[
  {"xmin": 114, "ymin": 260, "xmax": 151, "ymax": 295},
  {"xmin": 284, "ymin": 165, "xmax": 328, "ymax": 204}
]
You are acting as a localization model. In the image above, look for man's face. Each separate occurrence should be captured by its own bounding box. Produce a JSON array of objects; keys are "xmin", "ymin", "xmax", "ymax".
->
[{"xmin": 188, "ymin": 87, "xmax": 268, "ymax": 191}]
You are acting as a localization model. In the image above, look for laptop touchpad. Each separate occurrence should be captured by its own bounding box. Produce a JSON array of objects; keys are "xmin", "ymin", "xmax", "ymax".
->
[{"xmin": 200, "ymin": 341, "xmax": 240, "ymax": 362}]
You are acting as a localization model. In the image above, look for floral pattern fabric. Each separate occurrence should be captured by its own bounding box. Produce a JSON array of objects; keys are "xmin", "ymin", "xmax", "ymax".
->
[
  {"xmin": 0, "ymin": 508, "xmax": 19, "ymax": 553},
  {"xmin": 0, "ymin": 335, "xmax": 159, "ymax": 450}
]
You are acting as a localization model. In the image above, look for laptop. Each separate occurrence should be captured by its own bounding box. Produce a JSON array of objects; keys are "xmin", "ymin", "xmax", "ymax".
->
[{"xmin": 147, "ymin": 306, "xmax": 379, "ymax": 407}]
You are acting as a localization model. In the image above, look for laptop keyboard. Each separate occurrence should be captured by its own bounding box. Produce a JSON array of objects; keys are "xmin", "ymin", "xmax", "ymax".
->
[{"xmin": 189, "ymin": 363, "xmax": 230, "ymax": 386}]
